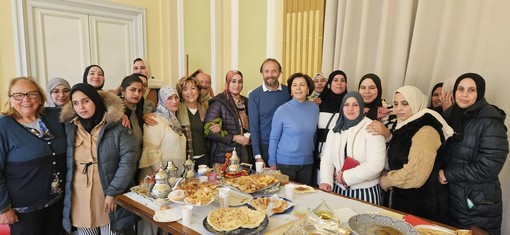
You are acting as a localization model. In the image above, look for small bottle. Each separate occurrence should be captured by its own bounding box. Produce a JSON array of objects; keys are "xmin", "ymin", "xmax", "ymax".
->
[{"xmin": 227, "ymin": 148, "xmax": 240, "ymax": 173}]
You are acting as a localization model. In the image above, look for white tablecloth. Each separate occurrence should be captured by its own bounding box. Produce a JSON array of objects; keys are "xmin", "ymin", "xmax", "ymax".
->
[{"xmin": 124, "ymin": 184, "xmax": 394, "ymax": 234}]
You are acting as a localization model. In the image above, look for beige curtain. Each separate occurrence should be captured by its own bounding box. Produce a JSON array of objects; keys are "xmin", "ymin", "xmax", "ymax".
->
[{"xmin": 323, "ymin": 0, "xmax": 510, "ymax": 233}]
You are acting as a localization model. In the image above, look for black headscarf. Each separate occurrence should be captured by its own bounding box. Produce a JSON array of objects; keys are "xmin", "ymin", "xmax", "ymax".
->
[
  {"xmin": 358, "ymin": 73, "xmax": 382, "ymax": 120},
  {"xmin": 428, "ymin": 82, "xmax": 443, "ymax": 110},
  {"xmin": 82, "ymin": 65, "xmax": 105, "ymax": 90},
  {"xmin": 318, "ymin": 70, "xmax": 348, "ymax": 113},
  {"xmin": 332, "ymin": 92, "xmax": 365, "ymax": 133},
  {"xmin": 448, "ymin": 73, "xmax": 486, "ymax": 133},
  {"xmin": 70, "ymin": 83, "xmax": 106, "ymax": 133}
]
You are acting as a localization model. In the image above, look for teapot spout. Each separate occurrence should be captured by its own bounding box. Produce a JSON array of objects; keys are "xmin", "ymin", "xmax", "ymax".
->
[{"xmin": 143, "ymin": 175, "xmax": 154, "ymax": 190}]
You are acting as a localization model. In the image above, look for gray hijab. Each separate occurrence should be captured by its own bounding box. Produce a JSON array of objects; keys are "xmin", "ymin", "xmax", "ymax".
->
[
  {"xmin": 46, "ymin": 77, "xmax": 71, "ymax": 107},
  {"xmin": 332, "ymin": 92, "xmax": 365, "ymax": 133}
]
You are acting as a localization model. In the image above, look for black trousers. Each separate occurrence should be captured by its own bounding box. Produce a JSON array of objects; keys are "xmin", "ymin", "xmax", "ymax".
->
[{"xmin": 9, "ymin": 199, "xmax": 64, "ymax": 235}]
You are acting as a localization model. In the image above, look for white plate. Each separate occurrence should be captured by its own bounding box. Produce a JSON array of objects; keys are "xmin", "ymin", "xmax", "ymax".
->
[
  {"xmin": 214, "ymin": 187, "xmax": 254, "ymax": 206},
  {"xmin": 168, "ymin": 189, "xmax": 187, "ymax": 204},
  {"xmin": 183, "ymin": 196, "xmax": 215, "ymax": 207},
  {"xmin": 415, "ymin": 225, "xmax": 455, "ymax": 235},
  {"xmin": 153, "ymin": 207, "xmax": 182, "ymax": 222},
  {"xmin": 349, "ymin": 214, "xmax": 418, "ymax": 235}
]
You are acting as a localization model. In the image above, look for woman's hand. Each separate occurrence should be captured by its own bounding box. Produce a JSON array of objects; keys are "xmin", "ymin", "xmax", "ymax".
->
[
  {"xmin": 312, "ymin": 97, "xmax": 322, "ymax": 105},
  {"xmin": 366, "ymin": 121, "xmax": 391, "ymax": 139},
  {"xmin": 143, "ymin": 113, "xmax": 158, "ymax": 126},
  {"xmin": 103, "ymin": 195, "xmax": 117, "ymax": 213},
  {"xmin": 0, "ymin": 209, "xmax": 18, "ymax": 224},
  {"xmin": 121, "ymin": 114, "xmax": 130, "ymax": 128},
  {"xmin": 270, "ymin": 165, "xmax": 277, "ymax": 170},
  {"xmin": 233, "ymin": 135, "xmax": 250, "ymax": 145},
  {"xmin": 335, "ymin": 170, "xmax": 346, "ymax": 186},
  {"xmin": 441, "ymin": 91, "xmax": 454, "ymax": 111},
  {"xmin": 379, "ymin": 175, "xmax": 391, "ymax": 191},
  {"xmin": 209, "ymin": 123, "xmax": 221, "ymax": 134},
  {"xmin": 319, "ymin": 183, "xmax": 331, "ymax": 192},
  {"xmin": 438, "ymin": 170, "xmax": 448, "ymax": 184}
]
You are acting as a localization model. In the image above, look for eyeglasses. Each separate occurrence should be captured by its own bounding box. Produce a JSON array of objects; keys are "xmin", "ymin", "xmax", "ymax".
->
[
  {"xmin": 50, "ymin": 89, "xmax": 70, "ymax": 95},
  {"xmin": 10, "ymin": 91, "xmax": 40, "ymax": 101}
]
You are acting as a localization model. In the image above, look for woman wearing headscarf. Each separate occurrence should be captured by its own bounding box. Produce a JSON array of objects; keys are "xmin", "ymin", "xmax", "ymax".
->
[
  {"xmin": 139, "ymin": 86, "xmax": 186, "ymax": 176},
  {"xmin": 137, "ymin": 86, "xmax": 186, "ymax": 235},
  {"xmin": 358, "ymin": 73, "xmax": 392, "ymax": 121},
  {"xmin": 379, "ymin": 86, "xmax": 453, "ymax": 224},
  {"xmin": 308, "ymin": 73, "xmax": 326, "ymax": 104},
  {"xmin": 360, "ymin": 73, "xmax": 395, "ymax": 141},
  {"xmin": 428, "ymin": 82, "xmax": 443, "ymax": 113},
  {"xmin": 313, "ymin": 70, "xmax": 348, "ymax": 186},
  {"xmin": 60, "ymin": 83, "xmax": 139, "ymax": 234},
  {"xmin": 1, "ymin": 77, "xmax": 67, "ymax": 234},
  {"xmin": 83, "ymin": 65, "xmax": 105, "ymax": 90},
  {"xmin": 319, "ymin": 92, "xmax": 386, "ymax": 204},
  {"xmin": 204, "ymin": 70, "xmax": 250, "ymax": 170},
  {"xmin": 439, "ymin": 73, "xmax": 508, "ymax": 234},
  {"xmin": 46, "ymin": 77, "xmax": 71, "ymax": 108}
]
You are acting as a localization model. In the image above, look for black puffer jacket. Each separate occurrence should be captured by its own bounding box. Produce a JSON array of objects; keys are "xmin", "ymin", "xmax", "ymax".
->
[
  {"xmin": 204, "ymin": 93, "xmax": 249, "ymax": 164},
  {"xmin": 443, "ymin": 98, "xmax": 508, "ymax": 234}
]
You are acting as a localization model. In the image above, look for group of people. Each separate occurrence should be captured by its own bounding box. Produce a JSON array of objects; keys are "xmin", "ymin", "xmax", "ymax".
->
[
  {"xmin": 313, "ymin": 72, "xmax": 508, "ymax": 234},
  {"xmin": 0, "ymin": 57, "xmax": 508, "ymax": 235}
]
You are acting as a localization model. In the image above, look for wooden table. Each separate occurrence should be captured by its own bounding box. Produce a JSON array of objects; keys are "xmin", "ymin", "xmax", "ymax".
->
[
  {"xmin": 115, "ymin": 194, "xmax": 201, "ymax": 235},
  {"xmin": 116, "ymin": 185, "xmax": 459, "ymax": 234}
]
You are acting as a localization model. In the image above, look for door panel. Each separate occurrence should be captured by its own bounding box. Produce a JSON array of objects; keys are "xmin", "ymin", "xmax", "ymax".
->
[
  {"xmin": 33, "ymin": 8, "xmax": 90, "ymax": 88},
  {"xmin": 90, "ymin": 15, "xmax": 134, "ymax": 90}
]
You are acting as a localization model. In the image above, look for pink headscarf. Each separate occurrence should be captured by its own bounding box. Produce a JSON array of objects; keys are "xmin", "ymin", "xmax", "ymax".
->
[{"xmin": 224, "ymin": 70, "xmax": 243, "ymax": 94}]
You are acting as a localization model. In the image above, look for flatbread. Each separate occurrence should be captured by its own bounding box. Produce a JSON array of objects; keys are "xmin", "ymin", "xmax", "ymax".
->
[
  {"xmin": 207, "ymin": 208, "xmax": 249, "ymax": 231},
  {"xmin": 294, "ymin": 185, "xmax": 314, "ymax": 193},
  {"xmin": 239, "ymin": 207, "xmax": 266, "ymax": 229}
]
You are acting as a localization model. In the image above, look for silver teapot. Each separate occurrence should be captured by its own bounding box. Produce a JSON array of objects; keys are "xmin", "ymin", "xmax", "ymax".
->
[{"xmin": 144, "ymin": 168, "xmax": 171, "ymax": 199}]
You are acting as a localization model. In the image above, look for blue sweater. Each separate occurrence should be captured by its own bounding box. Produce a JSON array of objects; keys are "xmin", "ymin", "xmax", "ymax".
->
[
  {"xmin": 268, "ymin": 99, "xmax": 319, "ymax": 166},
  {"xmin": 248, "ymin": 85, "xmax": 291, "ymax": 156},
  {"xmin": 0, "ymin": 108, "xmax": 67, "ymax": 213}
]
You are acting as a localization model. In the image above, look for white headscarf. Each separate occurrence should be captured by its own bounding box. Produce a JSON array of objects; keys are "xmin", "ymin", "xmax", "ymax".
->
[
  {"xmin": 156, "ymin": 86, "xmax": 182, "ymax": 134},
  {"xmin": 46, "ymin": 77, "xmax": 71, "ymax": 107},
  {"xmin": 394, "ymin": 86, "xmax": 454, "ymax": 140}
]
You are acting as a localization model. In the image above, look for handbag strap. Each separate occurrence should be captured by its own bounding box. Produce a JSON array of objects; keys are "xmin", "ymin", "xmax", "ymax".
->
[
  {"xmin": 318, "ymin": 112, "xmax": 337, "ymax": 154},
  {"xmin": 347, "ymin": 123, "xmax": 364, "ymax": 158}
]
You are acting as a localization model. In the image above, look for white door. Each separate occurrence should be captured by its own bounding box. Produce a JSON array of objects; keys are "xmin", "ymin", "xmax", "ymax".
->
[{"xmin": 15, "ymin": 0, "xmax": 146, "ymax": 90}]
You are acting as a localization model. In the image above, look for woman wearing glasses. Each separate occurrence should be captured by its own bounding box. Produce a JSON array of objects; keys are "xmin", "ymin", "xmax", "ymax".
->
[
  {"xmin": 46, "ymin": 77, "xmax": 71, "ymax": 108},
  {"xmin": 60, "ymin": 83, "xmax": 139, "ymax": 235},
  {"xmin": 0, "ymin": 77, "xmax": 67, "ymax": 234}
]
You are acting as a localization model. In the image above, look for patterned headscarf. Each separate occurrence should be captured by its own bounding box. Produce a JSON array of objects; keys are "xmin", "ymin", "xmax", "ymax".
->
[
  {"xmin": 332, "ymin": 92, "xmax": 365, "ymax": 133},
  {"xmin": 46, "ymin": 77, "xmax": 71, "ymax": 107},
  {"xmin": 156, "ymin": 86, "xmax": 182, "ymax": 134}
]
